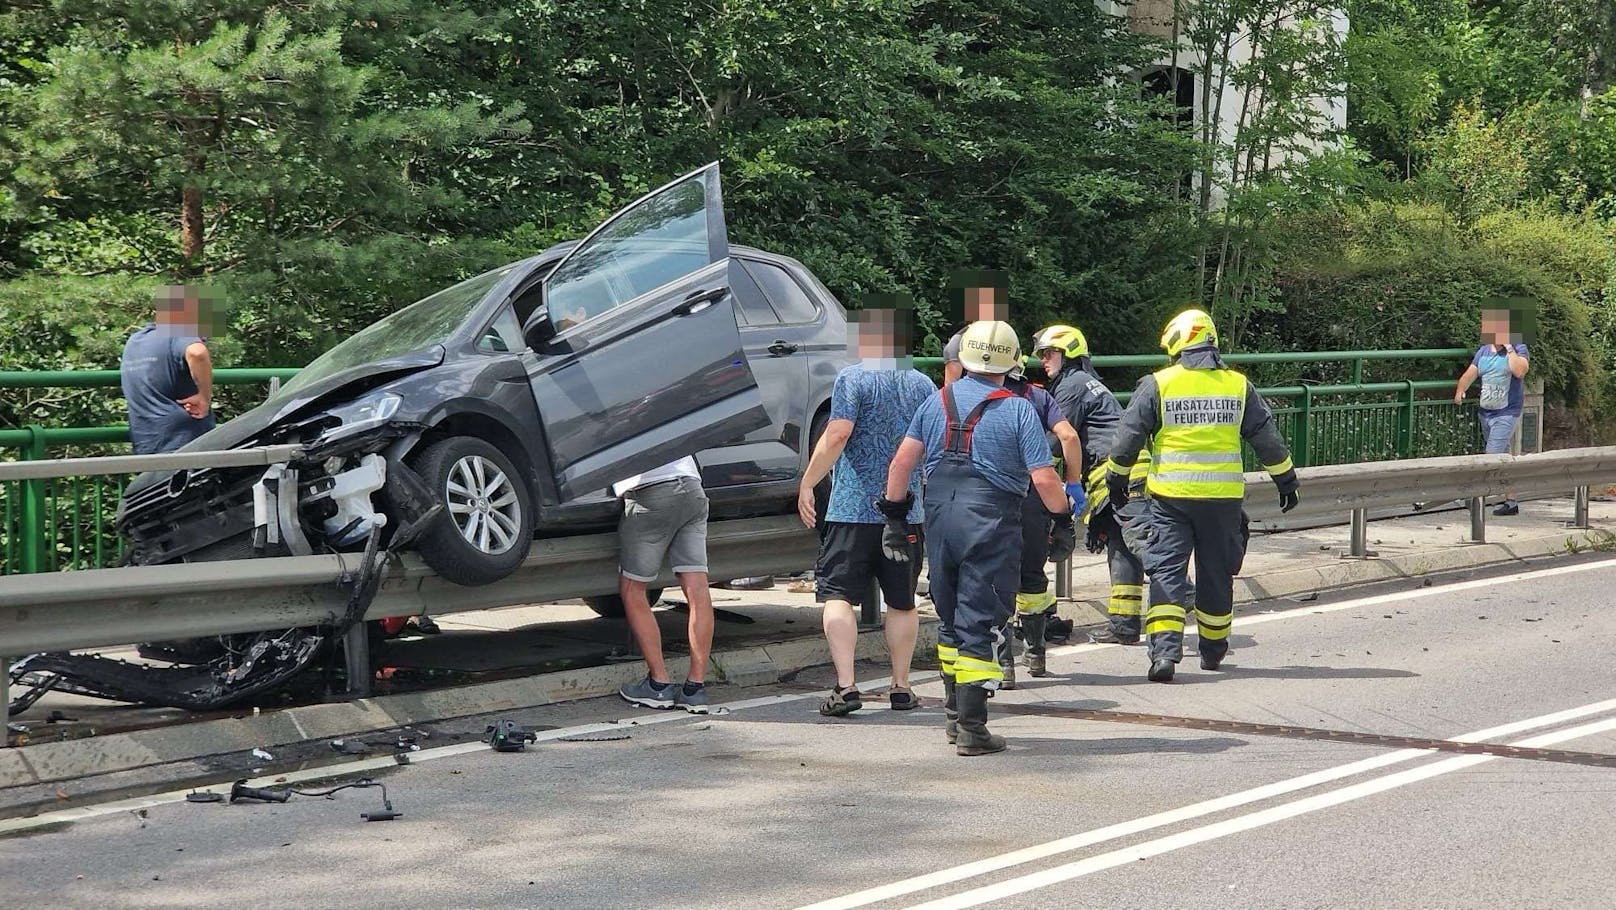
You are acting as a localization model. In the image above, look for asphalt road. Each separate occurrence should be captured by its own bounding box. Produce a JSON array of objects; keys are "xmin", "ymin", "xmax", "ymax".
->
[{"xmin": 5, "ymin": 554, "xmax": 1616, "ymax": 909}]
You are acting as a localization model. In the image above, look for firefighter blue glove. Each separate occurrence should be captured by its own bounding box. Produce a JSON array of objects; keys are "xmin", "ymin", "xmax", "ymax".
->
[
  {"xmin": 1274, "ymin": 469, "xmax": 1300, "ymax": 514},
  {"xmin": 876, "ymin": 494, "xmax": 917, "ymax": 563},
  {"xmin": 1064, "ymin": 481, "xmax": 1087, "ymax": 516},
  {"xmin": 1106, "ymin": 467, "xmax": 1131, "ymax": 508},
  {"xmin": 1047, "ymin": 512, "xmax": 1077, "ymax": 564}
]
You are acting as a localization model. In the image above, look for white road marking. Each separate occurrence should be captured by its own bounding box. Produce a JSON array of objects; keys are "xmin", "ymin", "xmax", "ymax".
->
[
  {"xmin": 793, "ymin": 694, "xmax": 1616, "ymax": 910},
  {"xmin": 896, "ymin": 713, "xmax": 1616, "ymax": 910}
]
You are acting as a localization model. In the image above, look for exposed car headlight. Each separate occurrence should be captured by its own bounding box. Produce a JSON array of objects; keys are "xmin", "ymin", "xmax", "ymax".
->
[{"xmin": 314, "ymin": 392, "xmax": 403, "ymax": 444}]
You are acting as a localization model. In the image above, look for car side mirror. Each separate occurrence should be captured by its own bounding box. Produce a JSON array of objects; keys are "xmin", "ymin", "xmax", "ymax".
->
[{"xmin": 523, "ymin": 306, "xmax": 555, "ymax": 350}]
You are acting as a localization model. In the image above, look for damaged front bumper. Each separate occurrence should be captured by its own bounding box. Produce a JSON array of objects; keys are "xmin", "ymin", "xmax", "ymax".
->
[{"xmin": 7, "ymin": 428, "xmax": 442, "ymax": 715}]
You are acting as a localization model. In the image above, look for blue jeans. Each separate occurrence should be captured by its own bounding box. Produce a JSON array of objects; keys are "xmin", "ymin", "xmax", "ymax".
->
[{"xmin": 1480, "ymin": 410, "xmax": 1520, "ymax": 455}]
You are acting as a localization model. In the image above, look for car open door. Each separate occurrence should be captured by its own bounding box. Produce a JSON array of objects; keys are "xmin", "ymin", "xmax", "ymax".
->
[{"xmin": 524, "ymin": 163, "xmax": 768, "ymax": 500}]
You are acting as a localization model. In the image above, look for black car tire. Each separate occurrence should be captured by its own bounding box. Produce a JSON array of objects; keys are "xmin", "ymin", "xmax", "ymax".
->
[
  {"xmin": 411, "ymin": 436, "xmax": 533, "ymax": 586},
  {"xmin": 584, "ymin": 587, "xmax": 665, "ymax": 618}
]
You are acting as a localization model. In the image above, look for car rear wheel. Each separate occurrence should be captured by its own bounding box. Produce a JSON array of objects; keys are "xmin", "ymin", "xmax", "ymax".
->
[
  {"xmin": 411, "ymin": 436, "xmax": 533, "ymax": 586},
  {"xmin": 584, "ymin": 587, "xmax": 665, "ymax": 618}
]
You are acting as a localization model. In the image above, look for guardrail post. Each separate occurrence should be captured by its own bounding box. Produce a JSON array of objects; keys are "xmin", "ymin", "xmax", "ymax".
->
[
  {"xmin": 1054, "ymin": 557, "xmax": 1072, "ymax": 600},
  {"xmin": 1396, "ymin": 381, "xmax": 1415, "ymax": 459},
  {"xmin": 1573, "ymin": 485, "xmax": 1591, "ymax": 529},
  {"xmin": 1469, "ymin": 497, "xmax": 1486, "ymax": 543},
  {"xmin": 1349, "ymin": 508, "xmax": 1369, "ymax": 557},
  {"xmin": 343, "ymin": 624, "xmax": 372, "ymax": 699},
  {"xmin": 20, "ymin": 426, "xmax": 47, "ymax": 574},
  {"xmin": 1, "ymin": 655, "xmax": 9, "ymax": 747},
  {"xmin": 1351, "ymin": 358, "xmax": 1364, "ymax": 386}
]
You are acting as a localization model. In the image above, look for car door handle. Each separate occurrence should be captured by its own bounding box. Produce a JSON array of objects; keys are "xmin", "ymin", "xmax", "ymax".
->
[
  {"xmin": 674, "ymin": 286, "xmax": 729, "ymax": 316},
  {"xmin": 767, "ymin": 340, "xmax": 799, "ymax": 356}
]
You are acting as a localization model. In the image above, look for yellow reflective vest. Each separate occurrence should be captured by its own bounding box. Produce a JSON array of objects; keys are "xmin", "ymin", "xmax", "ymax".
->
[{"xmin": 1146, "ymin": 364, "xmax": 1247, "ymax": 499}]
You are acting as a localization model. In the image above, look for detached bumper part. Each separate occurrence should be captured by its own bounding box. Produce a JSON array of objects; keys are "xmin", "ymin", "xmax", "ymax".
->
[{"xmin": 304, "ymin": 453, "xmax": 389, "ymax": 548}]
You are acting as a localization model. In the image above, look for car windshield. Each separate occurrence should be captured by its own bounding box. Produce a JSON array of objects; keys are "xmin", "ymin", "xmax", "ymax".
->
[{"xmin": 276, "ymin": 267, "xmax": 510, "ymax": 397}]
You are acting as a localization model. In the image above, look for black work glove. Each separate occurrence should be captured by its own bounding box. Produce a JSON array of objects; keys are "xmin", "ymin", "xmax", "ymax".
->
[
  {"xmin": 1085, "ymin": 523, "xmax": 1107, "ymax": 554},
  {"xmin": 1274, "ymin": 469, "xmax": 1300, "ymax": 514},
  {"xmin": 1047, "ymin": 512, "xmax": 1077, "ymax": 564},
  {"xmin": 1106, "ymin": 470, "xmax": 1130, "ymax": 509},
  {"xmin": 876, "ymin": 494, "xmax": 917, "ymax": 563}
]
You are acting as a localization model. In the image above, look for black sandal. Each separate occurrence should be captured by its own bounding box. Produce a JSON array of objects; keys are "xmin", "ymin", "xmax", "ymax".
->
[
  {"xmin": 819, "ymin": 685, "xmax": 863, "ymax": 717},
  {"xmin": 888, "ymin": 688, "xmax": 919, "ymax": 711}
]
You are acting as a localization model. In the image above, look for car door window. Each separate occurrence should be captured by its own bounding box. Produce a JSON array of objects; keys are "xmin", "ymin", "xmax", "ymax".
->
[
  {"xmin": 743, "ymin": 260, "xmax": 821, "ymax": 324},
  {"xmin": 546, "ymin": 170, "xmax": 720, "ymax": 332},
  {"xmin": 729, "ymin": 260, "xmax": 780, "ymax": 328}
]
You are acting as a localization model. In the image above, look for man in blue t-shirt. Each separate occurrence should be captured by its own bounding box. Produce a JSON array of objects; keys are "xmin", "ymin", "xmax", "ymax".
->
[
  {"xmin": 121, "ymin": 285, "xmax": 215, "ymax": 455},
  {"xmin": 1453, "ymin": 307, "xmax": 1531, "ymax": 515},
  {"xmin": 797, "ymin": 305, "xmax": 936, "ymax": 717}
]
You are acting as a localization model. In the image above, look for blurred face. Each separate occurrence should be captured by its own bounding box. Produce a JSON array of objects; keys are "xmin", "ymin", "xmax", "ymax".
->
[
  {"xmin": 155, "ymin": 284, "xmax": 223, "ymax": 336},
  {"xmin": 847, "ymin": 296, "xmax": 914, "ymax": 368},
  {"xmin": 1481, "ymin": 310, "xmax": 1511, "ymax": 345},
  {"xmin": 964, "ymin": 286, "xmax": 1007, "ymax": 323}
]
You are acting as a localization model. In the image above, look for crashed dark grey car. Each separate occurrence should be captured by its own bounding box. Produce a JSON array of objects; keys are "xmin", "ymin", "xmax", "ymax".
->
[{"xmin": 10, "ymin": 165, "xmax": 851, "ymax": 712}]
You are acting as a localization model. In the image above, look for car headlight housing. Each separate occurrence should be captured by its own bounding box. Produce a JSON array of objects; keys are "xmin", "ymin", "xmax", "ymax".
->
[{"xmin": 314, "ymin": 392, "xmax": 403, "ymax": 445}]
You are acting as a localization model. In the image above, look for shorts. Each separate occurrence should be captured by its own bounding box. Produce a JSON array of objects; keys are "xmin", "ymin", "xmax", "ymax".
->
[
  {"xmin": 1481, "ymin": 410, "xmax": 1520, "ymax": 455},
  {"xmin": 618, "ymin": 477, "xmax": 709, "ymax": 582},
  {"xmin": 814, "ymin": 521, "xmax": 923, "ymax": 611}
]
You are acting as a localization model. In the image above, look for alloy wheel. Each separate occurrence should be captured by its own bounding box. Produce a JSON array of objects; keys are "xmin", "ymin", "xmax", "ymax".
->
[{"xmin": 444, "ymin": 454, "xmax": 522, "ymax": 554}]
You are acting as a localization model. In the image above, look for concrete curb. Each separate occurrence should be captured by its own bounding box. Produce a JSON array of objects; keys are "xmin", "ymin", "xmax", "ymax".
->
[{"xmin": 1, "ymin": 620, "xmax": 940, "ymax": 791}]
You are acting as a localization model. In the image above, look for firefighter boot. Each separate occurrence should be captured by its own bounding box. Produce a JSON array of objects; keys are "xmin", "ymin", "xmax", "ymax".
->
[
  {"xmin": 1148, "ymin": 658, "xmax": 1176, "ymax": 683},
  {"xmin": 942, "ymin": 674, "xmax": 959, "ymax": 745},
  {"xmin": 1022, "ymin": 610, "xmax": 1050, "ymax": 677},
  {"xmin": 955, "ymin": 683, "xmax": 1006, "ymax": 756}
]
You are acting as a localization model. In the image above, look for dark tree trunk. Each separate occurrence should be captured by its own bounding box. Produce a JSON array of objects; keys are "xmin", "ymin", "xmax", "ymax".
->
[{"xmin": 181, "ymin": 183, "xmax": 203, "ymax": 265}]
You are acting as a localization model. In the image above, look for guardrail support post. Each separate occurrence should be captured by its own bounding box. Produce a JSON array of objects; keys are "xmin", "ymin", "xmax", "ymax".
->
[
  {"xmin": 1573, "ymin": 485, "xmax": 1591, "ymax": 529},
  {"xmin": 20, "ymin": 426, "xmax": 47, "ymax": 573},
  {"xmin": 343, "ymin": 623, "xmax": 372, "ymax": 699},
  {"xmin": 1054, "ymin": 557, "xmax": 1072, "ymax": 600},
  {"xmin": 1469, "ymin": 497, "xmax": 1486, "ymax": 543},
  {"xmin": 1, "ymin": 655, "xmax": 9, "ymax": 747},
  {"xmin": 1349, "ymin": 509, "xmax": 1369, "ymax": 557},
  {"xmin": 1397, "ymin": 381, "xmax": 1416, "ymax": 459}
]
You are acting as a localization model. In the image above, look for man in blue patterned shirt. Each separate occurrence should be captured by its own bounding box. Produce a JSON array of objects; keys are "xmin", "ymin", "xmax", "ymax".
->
[{"xmin": 798, "ymin": 298, "xmax": 936, "ymax": 717}]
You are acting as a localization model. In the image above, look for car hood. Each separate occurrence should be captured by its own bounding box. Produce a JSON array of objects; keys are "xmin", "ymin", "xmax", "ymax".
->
[{"xmin": 122, "ymin": 346, "xmax": 445, "ymax": 498}]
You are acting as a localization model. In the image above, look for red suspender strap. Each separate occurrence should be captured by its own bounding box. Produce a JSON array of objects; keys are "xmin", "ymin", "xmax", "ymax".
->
[{"xmin": 943, "ymin": 386, "xmax": 1014, "ymax": 455}]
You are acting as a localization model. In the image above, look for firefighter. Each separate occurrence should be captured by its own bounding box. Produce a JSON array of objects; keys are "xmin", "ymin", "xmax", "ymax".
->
[
  {"xmin": 1029, "ymin": 324, "xmax": 1134, "ymax": 651},
  {"xmin": 941, "ymin": 330, "xmax": 1083, "ymax": 686},
  {"xmin": 1106, "ymin": 309, "xmax": 1299, "ymax": 682},
  {"xmin": 882, "ymin": 320, "xmax": 1074, "ymax": 755}
]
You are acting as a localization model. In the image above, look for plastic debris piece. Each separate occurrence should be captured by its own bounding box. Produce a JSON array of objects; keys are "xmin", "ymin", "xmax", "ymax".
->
[
  {"xmin": 558, "ymin": 732, "xmax": 632, "ymax": 743},
  {"xmin": 251, "ymin": 748, "xmax": 274, "ymax": 761}
]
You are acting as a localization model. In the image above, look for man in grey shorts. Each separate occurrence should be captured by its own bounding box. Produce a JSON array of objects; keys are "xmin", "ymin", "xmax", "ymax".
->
[{"xmin": 615, "ymin": 455, "xmax": 715, "ymax": 713}]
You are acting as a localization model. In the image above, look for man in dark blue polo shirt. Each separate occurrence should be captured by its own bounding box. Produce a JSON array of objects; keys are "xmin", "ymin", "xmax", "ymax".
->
[{"xmin": 121, "ymin": 285, "xmax": 215, "ymax": 455}]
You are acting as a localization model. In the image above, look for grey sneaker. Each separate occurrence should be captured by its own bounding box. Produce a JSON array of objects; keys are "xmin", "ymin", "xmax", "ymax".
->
[
  {"xmin": 620, "ymin": 676, "xmax": 677, "ymax": 710},
  {"xmin": 675, "ymin": 683, "xmax": 711, "ymax": 714}
]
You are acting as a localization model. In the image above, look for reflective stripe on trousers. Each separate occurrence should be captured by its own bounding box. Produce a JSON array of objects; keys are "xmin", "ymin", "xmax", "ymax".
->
[{"xmin": 1141, "ymin": 495, "xmax": 1246, "ymax": 663}]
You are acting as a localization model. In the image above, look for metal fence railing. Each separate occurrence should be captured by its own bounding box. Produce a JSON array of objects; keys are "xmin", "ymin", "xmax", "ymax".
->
[{"xmin": 0, "ymin": 351, "xmax": 1480, "ymax": 575}]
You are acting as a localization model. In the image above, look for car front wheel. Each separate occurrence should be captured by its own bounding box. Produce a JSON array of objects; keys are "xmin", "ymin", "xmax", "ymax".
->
[{"xmin": 411, "ymin": 436, "xmax": 533, "ymax": 586}]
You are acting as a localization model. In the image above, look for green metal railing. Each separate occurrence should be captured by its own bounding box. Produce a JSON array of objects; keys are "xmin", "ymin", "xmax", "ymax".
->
[{"xmin": 1, "ymin": 350, "xmax": 1475, "ymax": 575}]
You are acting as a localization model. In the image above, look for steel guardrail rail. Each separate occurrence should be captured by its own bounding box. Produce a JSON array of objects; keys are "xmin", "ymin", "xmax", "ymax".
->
[
  {"xmin": 0, "ymin": 514, "xmax": 819, "ymax": 655},
  {"xmin": 1, "ymin": 446, "xmax": 1611, "ymax": 658},
  {"xmin": 0, "ymin": 444, "xmax": 303, "ymax": 481}
]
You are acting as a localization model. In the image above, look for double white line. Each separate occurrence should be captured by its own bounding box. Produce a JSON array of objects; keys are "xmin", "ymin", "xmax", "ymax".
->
[{"xmin": 800, "ymin": 557, "xmax": 1616, "ymax": 910}]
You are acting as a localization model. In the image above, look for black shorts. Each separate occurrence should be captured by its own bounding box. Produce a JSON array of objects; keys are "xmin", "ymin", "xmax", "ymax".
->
[{"xmin": 815, "ymin": 521, "xmax": 924, "ymax": 610}]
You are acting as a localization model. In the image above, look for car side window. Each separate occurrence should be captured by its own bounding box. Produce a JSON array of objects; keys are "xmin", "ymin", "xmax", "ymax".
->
[
  {"xmin": 476, "ymin": 306, "xmax": 523, "ymax": 354},
  {"xmin": 729, "ymin": 260, "xmax": 780, "ymax": 328},
  {"xmin": 743, "ymin": 260, "xmax": 820, "ymax": 324},
  {"xmin": 545, "ymin": 171, "xmax": 716, "ymax": 332}
]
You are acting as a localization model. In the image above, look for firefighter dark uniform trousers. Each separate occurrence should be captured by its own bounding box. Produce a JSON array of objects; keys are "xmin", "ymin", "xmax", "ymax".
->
[
  {"xmin": 1109, "ymin": 352, "xmax": 1296, "ymax": 670},
  {"xmin": 930, "ymin": 388, "xmax": 1022, "ymax": 731}
]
